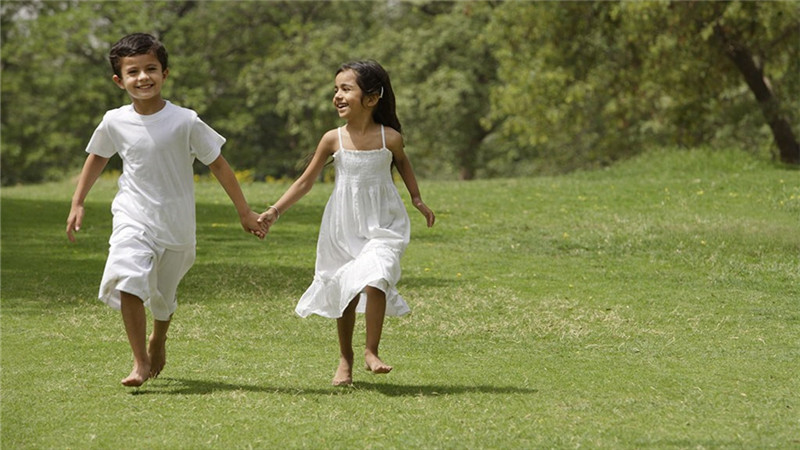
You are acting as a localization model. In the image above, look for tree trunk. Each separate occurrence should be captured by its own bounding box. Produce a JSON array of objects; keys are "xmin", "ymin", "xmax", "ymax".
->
[
  {"xmin": 458, "ymin": 135, "xmax": 483, "ymax": 180},
  {"xmin": 713, "ymin": 24, "xmax": 800, "ymax": 164}
]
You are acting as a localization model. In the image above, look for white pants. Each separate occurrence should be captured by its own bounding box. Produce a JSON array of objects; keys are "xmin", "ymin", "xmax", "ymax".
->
[{"xmin": 99, "ymin": 224, "xmax": 195, "ymax": 321}]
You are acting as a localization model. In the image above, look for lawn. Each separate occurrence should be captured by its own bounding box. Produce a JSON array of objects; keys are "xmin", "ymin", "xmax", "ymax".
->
[{"xmin": 1, "ymin": 148, "xmax": 798, "ymax": 448}]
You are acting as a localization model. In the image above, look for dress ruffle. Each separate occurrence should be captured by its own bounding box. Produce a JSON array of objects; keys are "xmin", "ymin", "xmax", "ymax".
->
[{"xmin": 295, "ymin": 245, "xmax": 410, "ymax": 318}]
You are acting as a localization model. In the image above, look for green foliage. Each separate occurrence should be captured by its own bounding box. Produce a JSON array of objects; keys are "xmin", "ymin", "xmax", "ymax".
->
[
  {"xmin": 2, "ymin": 148, "xmax": 798, "ymax": 447},
  {"xmin": 382, "ymin": 1, "xmax": 499, "ymax": 180},
  {"xmin": 2, "ymin": 1, "xmax": 798, "ymax": 184},
  {"xmin": 486, "ymin": 1, "xmax": 798, "ymax": 174}
]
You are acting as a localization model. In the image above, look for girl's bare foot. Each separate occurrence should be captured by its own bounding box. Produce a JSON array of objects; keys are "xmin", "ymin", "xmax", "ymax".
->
[
  {"xmin": 364, "ymin": 352, "xmax": 392, "ymax": 374},
  {"xmin": 121, "ymin": 362, "xmax": 150, "ymax": 387},
  {"xmin": 332, "ymin": 356, "xmax": 353, "ymax": 386},
  {"xmin": 148, "ymin": 334, "xmax": 167, "ymax": 378}
]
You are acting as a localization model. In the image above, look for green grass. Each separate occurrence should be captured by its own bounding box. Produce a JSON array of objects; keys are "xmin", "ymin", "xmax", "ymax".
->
[{"xmin": 2, "ymin": 148, "xmax": 798, "ymax": 448}]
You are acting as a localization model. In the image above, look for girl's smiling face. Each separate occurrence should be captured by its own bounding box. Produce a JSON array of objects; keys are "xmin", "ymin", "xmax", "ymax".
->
[
  {"xmin": 333, "ymin": 69, "xmax": 372, "ymax": 119},
  {"xmin": 113, "ymin": 52, "xmax": 168, "ymax": 106}
]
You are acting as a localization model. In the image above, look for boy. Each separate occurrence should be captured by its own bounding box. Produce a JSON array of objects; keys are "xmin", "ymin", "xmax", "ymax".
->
[{"xmin": 66, "ymin": 33, "xmax": 267, "ymax": 387}]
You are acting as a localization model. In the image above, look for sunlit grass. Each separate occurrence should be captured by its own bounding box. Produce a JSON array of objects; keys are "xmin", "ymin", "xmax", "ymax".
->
[{"xmin": 2, "ymin": 148, "xmax": 798, "ymax": 448}]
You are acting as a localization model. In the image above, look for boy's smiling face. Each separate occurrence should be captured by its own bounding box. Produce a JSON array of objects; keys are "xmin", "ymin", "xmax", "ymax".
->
[{"xmin": 112, "ymin": 51, "xmax": 168, "ymax": 109}]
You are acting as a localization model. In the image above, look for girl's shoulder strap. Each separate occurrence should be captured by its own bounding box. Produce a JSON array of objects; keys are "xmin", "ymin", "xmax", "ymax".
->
[
  {"xmin": 337, "ymin": 126, "xmax": 344, "ymax": 149},
  {"xmin": 380, "ymin": 124, "xmax": 386, "ymax": 149}
]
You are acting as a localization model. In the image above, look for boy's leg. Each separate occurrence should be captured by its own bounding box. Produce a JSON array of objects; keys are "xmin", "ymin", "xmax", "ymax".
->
[
  {"xmin": 148, "ymin": 317, "xmax": 171, "ymax": 378},
  {"xmin": 120, "ymin": 291, "xmax": 150, "ymax": 386},
  {"xmin": 147, "ymin": 246, "xmax": 193, "ymax": 379},
  {"xmin": 364, "ymin": 286, "xmax": 392, "ymax": 374},
  {"xmin": 333, "ymin": 298, "xmax": 358, "ymax": 386}
]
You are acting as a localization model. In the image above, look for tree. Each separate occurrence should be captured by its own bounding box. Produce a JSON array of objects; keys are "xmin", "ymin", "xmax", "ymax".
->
[
  {"xmin": 1, "ymin": 1, "xmax": 210, "ymax": 184},
  {"xmin": 378, "ymin": 1, "xmax": 500, "ymax": 180},
  {"xmin": 486, "ymin": 2, "xmax": 645, "ymax": 174},
  {"xmin": 618, "ymin": 1, "xmax": 799, "ymax": 163},
  {"xmin": 706, "ymin": 1, "xmax": 800, "ymax": 164},
  {"xmin": 486, "ymin": 1, "xmax": 799, "ymax": 173},
  {"xmin": 2, "ymin": 1, "xmax": 796, "ymax": 185}
]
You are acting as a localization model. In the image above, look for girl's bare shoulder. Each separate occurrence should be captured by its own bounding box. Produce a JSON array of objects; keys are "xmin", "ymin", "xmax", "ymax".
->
[
  {"xmin": 383, "ymin": 126, "xmax": 404, "ymax": 150},
  {"xmin": 317, "ymin": 128, "xmax": 340, "ymax": 154}
]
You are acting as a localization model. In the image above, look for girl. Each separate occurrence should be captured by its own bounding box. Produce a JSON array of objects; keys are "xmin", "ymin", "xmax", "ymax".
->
[{"xmin": 258, "ymin": 60, "xmax": 435, "ymax": 386}]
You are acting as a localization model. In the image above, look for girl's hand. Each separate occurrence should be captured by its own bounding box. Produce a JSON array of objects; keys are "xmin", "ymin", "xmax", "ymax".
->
[
  {"xmin": 257, "ymin": 207, "xmax": 280, "ymax": 229},
  {"xmin": 414, "ymin": 201, "xmax": 435, "ymax": 228}
]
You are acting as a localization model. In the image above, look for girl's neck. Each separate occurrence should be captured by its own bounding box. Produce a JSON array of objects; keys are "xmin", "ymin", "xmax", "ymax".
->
[{"xmin": 344, "ymin": 117, "xmax": 378, "ymax": 137}]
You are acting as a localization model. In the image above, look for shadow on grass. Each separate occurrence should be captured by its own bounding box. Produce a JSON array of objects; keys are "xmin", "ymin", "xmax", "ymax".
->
[
  {"xmin": 130, "ymin": 377, "xmax": 537, "ymax": 397},
  {"xmin": 131, "ymin": 377, "xmax": 334, "ymax": 396},
  {"xmin": 353, "ymin": 380, "xmax": 538, "ymax": 397}
]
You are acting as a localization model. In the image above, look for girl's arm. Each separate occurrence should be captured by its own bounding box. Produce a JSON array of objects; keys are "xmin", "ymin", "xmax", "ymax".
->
[
  {"xmin": 66, "ymin": 153, "xmax": 110, "ymax": 242},
  {"xmin": 258, "ymin": 130, "xmax": 338, "ymax": 227},
  {"xmin": 208, "ymin": 154, "xmax": 266, "ymax": 239},
  {"xmin": 386, "ymin": 130, "xmax": 435, "ymax": 228}
]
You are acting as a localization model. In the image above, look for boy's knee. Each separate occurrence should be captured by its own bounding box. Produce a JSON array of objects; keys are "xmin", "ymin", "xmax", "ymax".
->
[{"xmin": 120, "ymin": 291, "xmax": 144, "ymax": 304}]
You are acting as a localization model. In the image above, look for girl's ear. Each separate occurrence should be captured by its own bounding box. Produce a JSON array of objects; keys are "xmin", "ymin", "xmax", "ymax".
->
[{"xmin": 365, "ymin": 93, "xmax": 380, "ymax": 108}]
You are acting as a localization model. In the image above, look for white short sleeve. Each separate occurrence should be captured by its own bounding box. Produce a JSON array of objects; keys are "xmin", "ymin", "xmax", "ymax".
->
[
  {"xmin": 190, "ymin": 116, "xmax": 225, "ymax": 165},
  {"xmin": 85, "ymin": 114, "xmax": 117, "ymax": 158}
]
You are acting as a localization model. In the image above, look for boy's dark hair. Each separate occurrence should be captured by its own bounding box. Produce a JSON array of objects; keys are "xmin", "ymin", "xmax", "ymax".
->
[
  {"xmin": 109, "ymin": 33, "xmax": 168, "ymax": 78},
  {"xmin": 337, "ymin": 60, "xmax": 402, "ymax": 134}
]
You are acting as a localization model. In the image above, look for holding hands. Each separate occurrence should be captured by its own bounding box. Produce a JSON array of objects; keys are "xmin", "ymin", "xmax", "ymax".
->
[
  {"xmin": 241, "ymin": 209, "xmax": 270, "ymax": 240},
  {"xmin": 257, "ymin": 205, "xmax": 280, "ymax": 229}
]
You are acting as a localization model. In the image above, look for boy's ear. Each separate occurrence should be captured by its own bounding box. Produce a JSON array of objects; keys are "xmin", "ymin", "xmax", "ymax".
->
[
  {"xmin": 163, "ymin": 68, "xmax": 169, "ymax": 80},
  {"xmin": 112, "ymin": 74, "xmax": 125, "ymax": 90}
]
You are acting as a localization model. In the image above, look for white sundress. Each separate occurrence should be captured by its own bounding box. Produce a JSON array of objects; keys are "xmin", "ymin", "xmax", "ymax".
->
[{"xmin": 295, "ymin": 125, "xmax": 412, "ymax": 318}]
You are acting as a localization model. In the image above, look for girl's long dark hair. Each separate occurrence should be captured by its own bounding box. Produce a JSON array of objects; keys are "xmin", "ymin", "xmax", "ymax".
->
[{"xmin": 336, "ymin": 60, "xmax": 402, "ymax": 134}]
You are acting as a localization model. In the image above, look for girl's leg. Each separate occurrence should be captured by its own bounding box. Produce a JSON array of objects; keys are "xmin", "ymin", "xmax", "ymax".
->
[
  {"xmin": 333, "ymin": 298, "xmax": 358, "ymax": 386},
  {"xmin": 364, "ymin": 286, "xmax": 392, "ymax": 374},
  {"xmin": 148, "ymin": 317, "xmax": 171, "ymax": 378},
  {"xmin": 120, "ymin": 291, "xmax": 150, "ymax": 386}
]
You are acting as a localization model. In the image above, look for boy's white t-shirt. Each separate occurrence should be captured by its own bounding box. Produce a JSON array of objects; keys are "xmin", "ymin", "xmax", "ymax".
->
[{"xmin": 86, "ymin": 101, "xmax": 224, "ymax": 250}]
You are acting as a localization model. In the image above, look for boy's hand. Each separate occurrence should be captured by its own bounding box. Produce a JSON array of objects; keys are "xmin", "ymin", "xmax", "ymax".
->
[
  {"xmin": 66, "ymin": 205, "xmax": 85, "ymax": 242},
  {"xmin": 414, "ymin": 201, "xmax": 436, "ymax": 228},
  {"xmin": 241, "ymin": 210, "xmax": 268, "ymax": 240}
]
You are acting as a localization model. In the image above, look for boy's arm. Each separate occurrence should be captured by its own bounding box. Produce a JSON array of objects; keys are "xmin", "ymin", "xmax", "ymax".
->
[
  {"xmin": 67, "ymin": 154, "xmax": 110, "ymax": 242},
  {"xmin": 207, "ymin": 155, "xmax": 266, "ymax": 239}
]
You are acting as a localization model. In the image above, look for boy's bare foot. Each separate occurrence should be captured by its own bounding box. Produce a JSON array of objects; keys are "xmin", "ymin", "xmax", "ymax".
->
[
  {"xmin": 148, "ymin": 334, "xmax": 167, "ymax": 378},
  {"xmin": 121, "ymin": 362, "xmax": 150, "ymax": 387},
  {"xmin": 332, "ymin": 356, "xmax": 353, "ymax": 386},
  {"xmin": 364, "ymin": 352, "xmax": 392, "ymax": 374}
]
